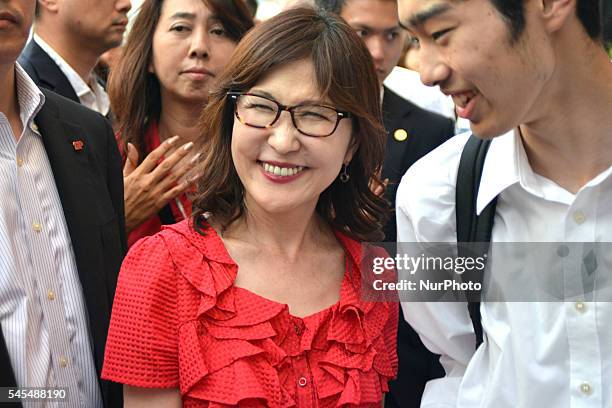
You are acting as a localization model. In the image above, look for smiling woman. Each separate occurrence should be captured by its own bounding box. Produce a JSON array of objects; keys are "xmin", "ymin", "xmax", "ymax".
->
[
  {"xmin": 102, "ymin": 6, "xmax": 398, "ymax": 408},
  {"xmin": 108, "ymin": 0, "xmax": 253, "ymax": 247}
]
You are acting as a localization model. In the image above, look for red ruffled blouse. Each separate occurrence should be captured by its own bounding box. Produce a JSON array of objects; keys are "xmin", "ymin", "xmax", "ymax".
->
[{"xmin": 102, "ymin": 219, "xmax": 398, "ymax": 407}]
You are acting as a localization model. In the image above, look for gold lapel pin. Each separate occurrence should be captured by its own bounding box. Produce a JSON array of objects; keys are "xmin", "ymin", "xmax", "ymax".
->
[{"xmin": 393, "ymin": 129, "xmax": 408, "ymax": 142}]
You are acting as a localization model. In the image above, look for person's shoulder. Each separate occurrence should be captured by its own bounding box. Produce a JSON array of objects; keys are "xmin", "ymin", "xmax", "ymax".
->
[
  {"xmin": 401, "ymin": 131, "xmax": 469, "ymax": 190},
  {"xmin": 384, "ymin": 87, "xmax": 454, "ymax": 140},
  {"xmin": 396, "ymin": 132, "xmax": 471, "ymax": 240},
  {"xmin": 41, "ymin": 88, "xmax": 105, "ymax": 122}
]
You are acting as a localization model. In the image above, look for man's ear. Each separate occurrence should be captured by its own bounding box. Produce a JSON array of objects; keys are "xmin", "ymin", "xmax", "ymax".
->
[
  {"xmin": 37, "ymin": 0, "xmax": 60, "ymax": 14},
  {"xmin": 538, "ymin": 0, "xmax": 576, "ymax": 34}
]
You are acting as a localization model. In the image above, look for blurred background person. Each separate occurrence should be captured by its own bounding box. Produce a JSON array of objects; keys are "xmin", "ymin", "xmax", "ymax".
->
[
  {"xmin": 102, "ymin": 7, "xmax": 398, "ymax": 407},
  {"xmin": 18, "ymin": 0, "xmax": 131, "ymax": 116},
  {"xmin": 95, "ymin": 45, "xmax": 124, "ymax": 84},
  {"xmin": 109, "ymin": 0, "xmax": 253, "ymax": 247}
]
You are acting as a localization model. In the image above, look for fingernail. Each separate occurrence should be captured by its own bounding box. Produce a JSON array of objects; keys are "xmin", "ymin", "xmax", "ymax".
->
[
  {"xmin": 183, "ymin": 142, "xmax": 194, "ymax": 151},
  {"xmin": 190, "ymin": 152, "xmax": 202, "ymax": 164},
  {"xmin": 188, "ymin": 173, "xmax": 201, "ymax": 183},
  {"xmin": 167, "ymin": 135, "xmax": 180, "ymax": 145}
]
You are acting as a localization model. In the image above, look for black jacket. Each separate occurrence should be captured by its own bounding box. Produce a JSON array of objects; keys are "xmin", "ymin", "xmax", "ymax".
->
[
  {"xmin": 18, "ymin": 41, "xmax": 81, "ymax": 103},
  {"xmin": 0, "ymin": 89, "xmax": 126, "ymax": 407},
  {"xmin": 381, "ymin": 87, "xmax": 454, "ymax": 408},
  {"xmin": 381, "ymin": 87, "xmax": 455, "ymax": 242}
]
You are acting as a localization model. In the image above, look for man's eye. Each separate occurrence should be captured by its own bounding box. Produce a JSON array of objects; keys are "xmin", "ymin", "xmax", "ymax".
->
[
  {"xmin": 432, "ymin": 28, "xmax": 453, "ymax": 41},
  {"xmin": 386, "ymin": 31, "xmax": 400, "ymax": 41},
  {"xmin": 355, "ymin": 29, "xmax": 368, "ymax": 38}
]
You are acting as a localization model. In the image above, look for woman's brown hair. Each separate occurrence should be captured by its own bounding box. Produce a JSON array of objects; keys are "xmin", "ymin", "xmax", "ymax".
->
[
  {"xmin": 108, "ymin": 0, "xmax": 254, "ymax": 159},
  {"xmin": 192, "ymin": 7, "xmax": 388, "ymax": 242}
]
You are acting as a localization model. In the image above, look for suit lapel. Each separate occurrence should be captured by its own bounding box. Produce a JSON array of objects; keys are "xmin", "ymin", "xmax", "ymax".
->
[
  {"xmin": 34, "ymin": 96, "xmax": 113, "ymax": 375},
  {"xmin": 382, "ymin": 87, "xmax": 415, "ymax": 181},
  {"xmin": 23, "ymin": 41, "xmax": 80, "ymax": 103}
]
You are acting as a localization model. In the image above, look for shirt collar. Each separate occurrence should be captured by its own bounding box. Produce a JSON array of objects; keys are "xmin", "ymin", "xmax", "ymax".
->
[
  {"xmin": 476, "ymin": 128, "xmax": 612, "ymax": 214},
  {"xmin": 476, "ymin": 128, "xmax": 545, "ymax": 215},
  {"xmin": 14, "ymin": 62, "xmax": 45, "ymax": 130},
  {"xmin": 33, "ymin": 34, "xmax": 109, "ymax": 115}
]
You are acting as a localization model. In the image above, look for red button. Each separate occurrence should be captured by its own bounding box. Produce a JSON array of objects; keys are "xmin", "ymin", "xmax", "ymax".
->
[{"xmin": 298, "ymin": 377, "xmax": 308, "ymax": 387}]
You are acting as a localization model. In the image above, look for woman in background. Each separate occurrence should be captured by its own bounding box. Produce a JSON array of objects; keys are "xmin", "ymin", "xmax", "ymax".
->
[
  {"xmin": 110, "ymin": 0, "xmax": 253, "ymax": 246},
  {"xmin": 103, "ymin": 7, "xmax": 397, "ymax": 407}
]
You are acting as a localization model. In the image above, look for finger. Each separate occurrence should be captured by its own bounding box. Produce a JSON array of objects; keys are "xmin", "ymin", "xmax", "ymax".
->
[
  {"xmin": 138, "ymin": 135, "xmax": 181, "ymax": 174},
  {"xmin": 123, "ymin": 143, "xmax": 139, "ymax": 177},
  {"xmin": 161, "ymin": 180, "xmax": 193, "ymax": 203},
  {"xmin": 149, "ymin": 141, "xmax": 195, "ymax": 183}
]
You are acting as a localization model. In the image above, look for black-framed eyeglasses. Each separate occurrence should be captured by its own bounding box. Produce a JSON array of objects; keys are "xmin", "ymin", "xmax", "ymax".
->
[{"xmin": 227, "ymin": 91, "xmax": 353, "ymax": 137}]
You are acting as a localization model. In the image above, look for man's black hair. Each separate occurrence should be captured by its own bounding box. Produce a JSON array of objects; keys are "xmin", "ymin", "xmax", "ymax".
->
[
  {"xmin": 318, "ymin": 0, "xmax": 603, "ymax": 42},
  {"xmin": 491, "ymin": 0, "xmax": 602, "ymax": 42},
  {"xmin": 314, "ymin": 0, "xmax": 347, "ymax": 14}
]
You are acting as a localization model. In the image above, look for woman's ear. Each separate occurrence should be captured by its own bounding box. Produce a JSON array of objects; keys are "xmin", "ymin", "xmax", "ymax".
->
[{"xmin": 344, "ymin": 139, "xmax": 358, "ymax": 165}]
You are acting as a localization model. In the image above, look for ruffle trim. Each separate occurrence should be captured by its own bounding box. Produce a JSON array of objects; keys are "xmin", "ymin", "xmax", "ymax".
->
[{"xmin": 161, "ymin": 221, "xmax": 397, "ymax": 407}]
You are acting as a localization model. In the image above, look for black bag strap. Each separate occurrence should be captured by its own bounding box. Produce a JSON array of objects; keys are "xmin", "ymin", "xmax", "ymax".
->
[{"xmin": 456, "ymin": 135, "xmax": 497, "ymax": 347}]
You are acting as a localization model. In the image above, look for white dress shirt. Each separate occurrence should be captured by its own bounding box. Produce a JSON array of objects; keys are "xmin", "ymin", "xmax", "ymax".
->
[
  {"xmin": 33, "ymin": 34, "xmax": 110, "ymax": 116},
  {"xmin": 0, "ymin": 64, "xmax": 103, "ymax": 407},
  {"xmin": 396, "ymin": 131, "xmax": 612, "ymax": 407}
]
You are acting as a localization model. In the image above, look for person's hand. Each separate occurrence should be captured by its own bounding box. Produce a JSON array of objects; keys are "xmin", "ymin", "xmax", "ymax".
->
[{"xmin": 123, "ymin": 136, "xmax": 198, "ymax": 233}]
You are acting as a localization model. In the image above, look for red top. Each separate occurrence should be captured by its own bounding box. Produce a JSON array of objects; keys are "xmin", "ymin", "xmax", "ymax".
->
[
  {"xmin": 116, "ymin": 121, "xmax": 192, "ymax": 248},
  {"xmin": 102, "ymin": 219, "xmax": 398, "ymax": 407}
]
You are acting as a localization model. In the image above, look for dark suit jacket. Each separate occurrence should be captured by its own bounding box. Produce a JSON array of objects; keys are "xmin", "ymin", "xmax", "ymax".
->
[
  {"xmin": 18, "ymin": 40, "xmax": 81, "ymax": 104},
  {"xmin": 381, "ymin": 87, "xmax": 454, "ymax": 408},
  {"xmin": 0, "ymin": 90, "xmax": 126, "ymax": 407},
  {"xmin": 381, "ymin": 87, "xmax": 455, "ymax": 243}
]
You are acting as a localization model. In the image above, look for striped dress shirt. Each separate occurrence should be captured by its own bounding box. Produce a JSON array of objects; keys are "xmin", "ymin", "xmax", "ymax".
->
[{"xmin": 0, "ymin": 64, "xmax": 103, "ymax": 407}]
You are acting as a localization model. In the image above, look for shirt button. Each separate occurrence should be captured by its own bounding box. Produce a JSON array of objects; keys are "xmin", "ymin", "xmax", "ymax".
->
[
  {"xmin": 298, "ymin": 377, "xmax": 308, "ymax": 387},
  {"xmin": 31, "ymin": 122, "xmax": 38, "ymax": 132},
  {"xmin": 557, "ymin": 245, "xmax": 570, "ymax": 258},
  {"xmin": 59, "ymin": 356, "xmax": 68, "ymax": 368},
  {"xmin": 17, "ymin": 157, "xmax": 24, "ymax": 167},
  {"xmin": 32, "ymin": 222, "xmax": 42, "ymax": 232},
  {"xmin": 573, "ymin": 211, "xmax": 586, "ymax": 225},
  {"xmin": 580, "ymin": 382, "xmax": 592, "ymax": 395},
  {"xmin": 574, "ymin": 302, "xmax": 586, "ymax": 313},
  {"xmin": 47, "ymin": 290, "xmax": 55, "ymax": 301}
]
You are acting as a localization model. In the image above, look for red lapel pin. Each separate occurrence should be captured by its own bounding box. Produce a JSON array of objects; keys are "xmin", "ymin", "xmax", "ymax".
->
[{"xmin": 72, "ymin": 140, "xmax": 84, "ymax": 151}]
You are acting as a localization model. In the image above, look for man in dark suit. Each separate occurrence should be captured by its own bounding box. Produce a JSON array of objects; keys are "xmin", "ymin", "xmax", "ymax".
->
[
  {"xmin": 315, "ymin": 1, "xmax": 455, "ymax": 406},
  {"xmin": 17, "ymin": 0, "xmax": 130, "ymax": 115},
  {"xmin": 1, "ymin": 0, "xmax": 125, "ymax": 406}
]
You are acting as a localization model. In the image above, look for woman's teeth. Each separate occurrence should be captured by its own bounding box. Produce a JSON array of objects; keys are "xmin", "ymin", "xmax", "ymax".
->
[{"xmin": 262, "ymin": 162, "xmax": 305, "ymax": 177}]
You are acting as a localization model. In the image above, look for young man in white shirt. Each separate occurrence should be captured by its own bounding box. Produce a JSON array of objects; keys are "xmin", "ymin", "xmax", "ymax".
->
[
  {"xmin": 18, "ymin": 0, "xmax": 131, "ymax": 115},
  {"xmin": 395, "ymin": 0, "xmax": 612, "ymax": 407}
]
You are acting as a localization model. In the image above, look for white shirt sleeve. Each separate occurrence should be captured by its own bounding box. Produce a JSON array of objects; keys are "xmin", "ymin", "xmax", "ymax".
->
[{"xmin": 395, "ymin": 134, "xmax": 479, "ymax": 407}]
